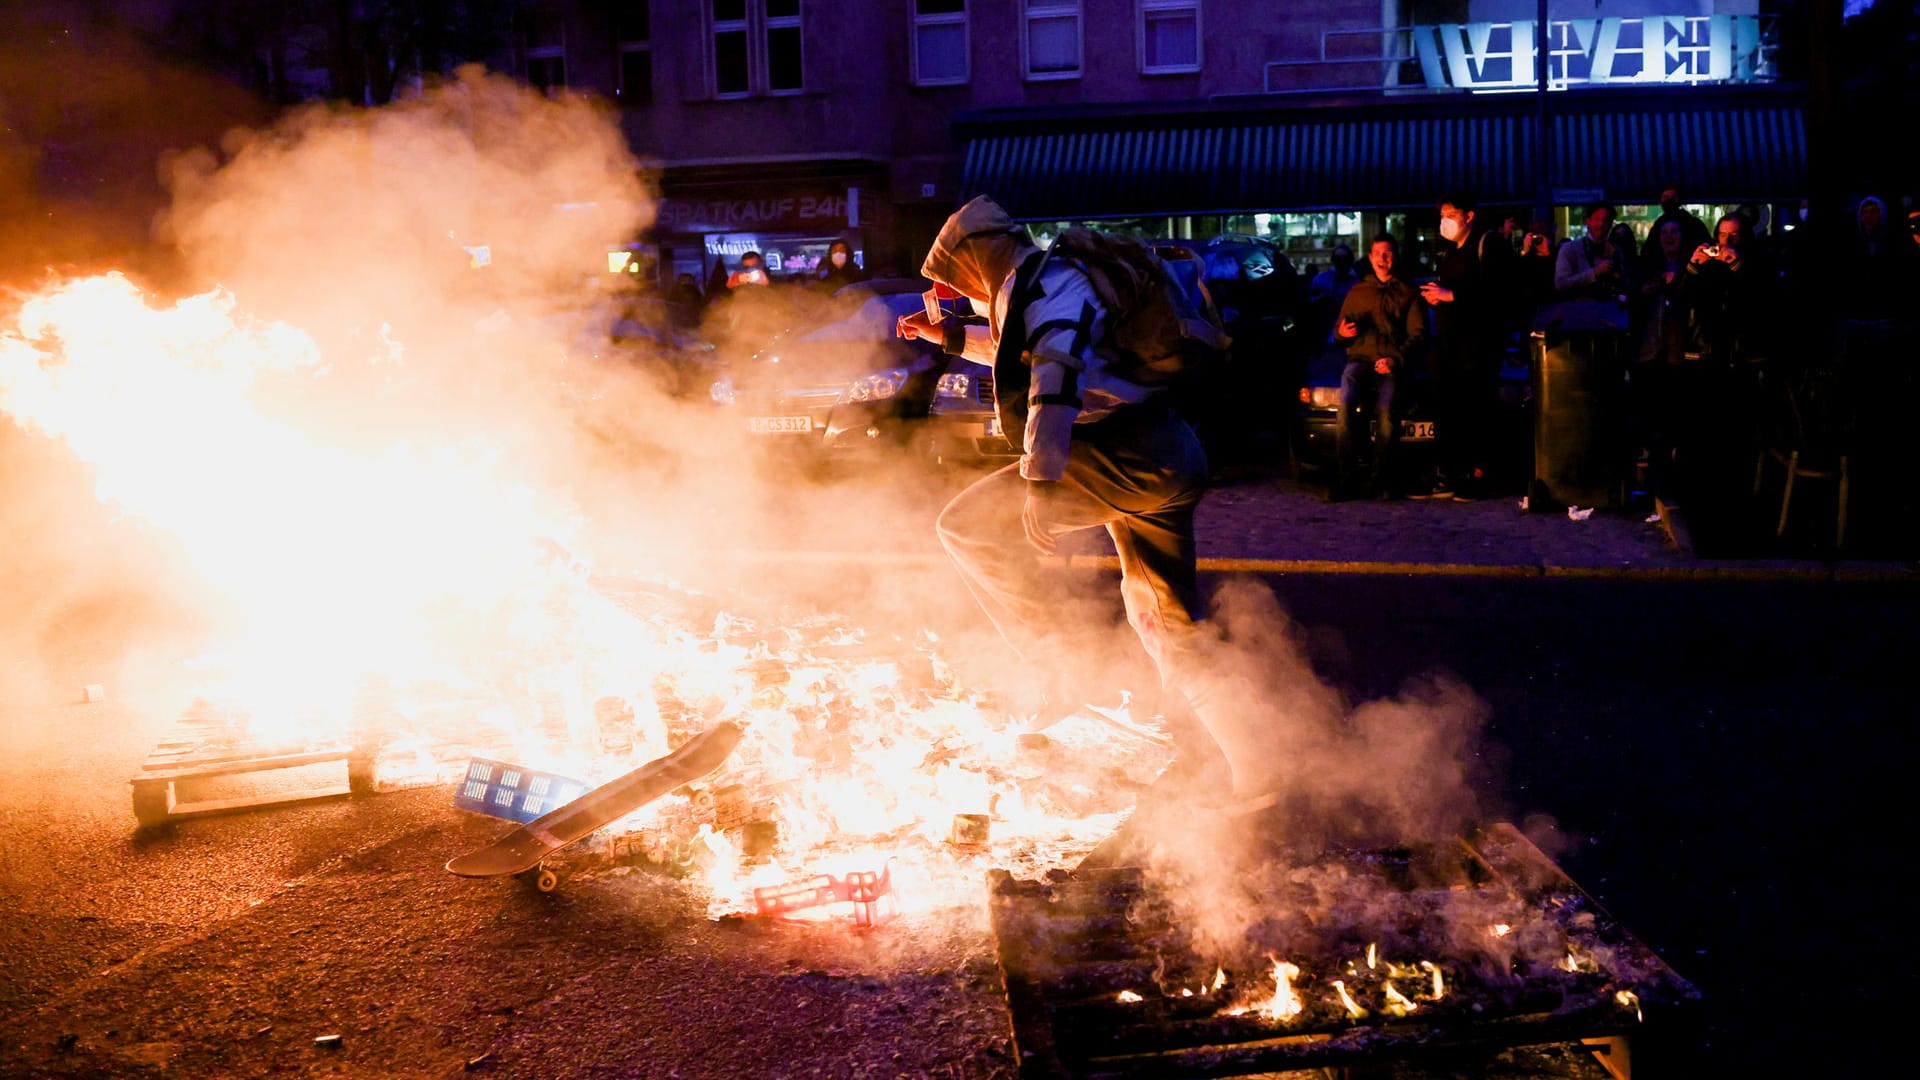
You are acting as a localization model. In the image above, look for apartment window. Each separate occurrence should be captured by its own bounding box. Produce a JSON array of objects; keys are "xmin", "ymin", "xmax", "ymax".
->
[
  {"xmin": 525, "ymin": 8, "xmax": 566, "ymax": 92},
  {"xmin": 1139, "ymin": 0, "xmax": 1199, "ymax": 74},
  {"xmin": 1023, "ymin": 0, "xmax": 1081, "ymax": 80},
  {"xmin": 912, "ymin": 0, "xmax": 968, "ymax": 86},
  {"xmin": 617, "ymin": 1, "xmax": 653, "ymax": 104},
  {"xmin": 712, "ymin": 0, "xmax": 804, "ymax": 98}
]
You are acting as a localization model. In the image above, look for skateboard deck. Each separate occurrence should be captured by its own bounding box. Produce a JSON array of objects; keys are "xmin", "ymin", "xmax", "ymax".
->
[{"xmin": 446, "ymin": 721, "xmax": 744, "ymax": 879}]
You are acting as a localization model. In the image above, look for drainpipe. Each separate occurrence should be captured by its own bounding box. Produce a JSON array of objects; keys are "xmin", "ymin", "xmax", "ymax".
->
[
  {"xmin": 1533, "ymin": 0, "xmax": 1552, "ymax": 229},
  {"xmin": 1382, "ymin": 0, "xmax": 1399, "ymax": 88}
]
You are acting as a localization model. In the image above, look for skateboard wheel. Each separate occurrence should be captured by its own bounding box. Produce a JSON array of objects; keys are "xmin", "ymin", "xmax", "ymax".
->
[{"xmin": 535, "ymin": 868, "xmax": 559, "ymax": 892}]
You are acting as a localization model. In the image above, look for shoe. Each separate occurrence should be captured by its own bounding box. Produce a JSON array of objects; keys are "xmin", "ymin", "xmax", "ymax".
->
[{"xmin": 1407, "ymin": 477, "xmax": 1454, "ymax": 500}]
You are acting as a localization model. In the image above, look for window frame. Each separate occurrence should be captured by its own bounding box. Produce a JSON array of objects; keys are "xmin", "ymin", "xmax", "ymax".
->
[
  {"xmin": 524, "ymin": 7, "xmax": 568, "ymax": 92},
  {"xmin": 764, "ymin": 0, "xmax": 805, "ymax": 95},
  {"xmin": 709, "ymin": 0, "xmax": 805, "ymax": 99},
  {"xmin": 1137, "ymin": 0, "xmax": 1201, "ymax": 76},
  {"xmin": 617, "ymin": 2, "xmax": 652, "ymax": 103},
  {"xmin": 1021, "ymin": 0, "xmax": 1082, "ymax": 82},
  {"xmin": 911, "ymin": 0, "xmax": 970, "ymax": 87}
]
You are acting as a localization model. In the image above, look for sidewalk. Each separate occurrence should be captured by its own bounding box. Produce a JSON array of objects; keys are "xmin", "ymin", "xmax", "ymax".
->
[{"xmin": 1047, "ymin": 473, "xmax": 1920, "ymax": 581}]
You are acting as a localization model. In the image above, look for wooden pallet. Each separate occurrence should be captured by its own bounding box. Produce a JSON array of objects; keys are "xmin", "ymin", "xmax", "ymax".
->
[
  {"xmin": 988, "ymin": 824, "xmax": 1701, "ymax": 1080},
  {"xmin": 132, "ymin": 732, "xmax": 376, "ymax": 828}
]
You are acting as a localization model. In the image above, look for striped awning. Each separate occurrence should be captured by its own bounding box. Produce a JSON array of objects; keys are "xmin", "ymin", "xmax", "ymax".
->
[{"xmin": 957, "ymin": 87, "xmax": 1806, "ymax": 218}]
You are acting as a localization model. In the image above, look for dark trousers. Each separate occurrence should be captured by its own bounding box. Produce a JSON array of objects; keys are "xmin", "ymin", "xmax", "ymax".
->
[
  {"xmin": 937, "ymin": 401, "xmax": 1208, "ymax": 676},
  {"xmin": 1434, "ymin": 339, "xmax": 1501, "ymax": 483},
  {"xmin": 1336, "ymin": 360, "xmax": 1398, "ymax": 487}
]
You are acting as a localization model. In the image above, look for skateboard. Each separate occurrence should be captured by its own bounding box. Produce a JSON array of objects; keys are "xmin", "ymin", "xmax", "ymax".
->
[{"xmin": 445, "ymin": 720, "xmax": 745, "ymax": 891}]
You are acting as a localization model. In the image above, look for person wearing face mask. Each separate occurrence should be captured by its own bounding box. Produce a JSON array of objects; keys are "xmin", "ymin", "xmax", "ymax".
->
[
  {"xmin": 1640, "ymin": 184, "xmax": 1712, "ymax": 263},
  {"xmin": 814, "ymin": 239, "xmax": 869, "ymax": 292},
  {"xmin": 1417, "ymin": 191, "xmax": 1516, "ymax": 501},
  {"xmin": 896, "ymin": 196, "xmax": 1284, "ymax": 822}
]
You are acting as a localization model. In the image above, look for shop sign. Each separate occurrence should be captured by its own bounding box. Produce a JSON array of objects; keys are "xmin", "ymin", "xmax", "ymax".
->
[
  {"xmin": 1412, "ymin": 14, "xmax": 1774, "ymax": 91},
  {"xmin": 656, "ymin": 191, "xmax": 857, "ymax": 234}
]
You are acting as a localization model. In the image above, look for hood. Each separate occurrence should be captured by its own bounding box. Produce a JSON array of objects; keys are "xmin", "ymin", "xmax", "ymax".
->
[{"xmin": 922, "ymin": 195, "xmax": 1029, "ymax": 305}]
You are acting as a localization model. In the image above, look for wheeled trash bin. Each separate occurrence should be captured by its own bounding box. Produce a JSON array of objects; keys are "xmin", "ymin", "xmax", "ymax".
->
[{"xmin": 1528, "ymin": 304, "xmax": 1630, "ymax": 511}]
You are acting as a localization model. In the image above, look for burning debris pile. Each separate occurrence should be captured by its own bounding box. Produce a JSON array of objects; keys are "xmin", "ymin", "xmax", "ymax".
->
[{"xmin": 990, "ymin": 824, "xmax": 1699, "ymax": 1078}]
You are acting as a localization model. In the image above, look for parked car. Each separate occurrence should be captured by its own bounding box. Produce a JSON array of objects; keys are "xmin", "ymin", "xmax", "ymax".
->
[
  {"xmin": 926, "ymin": 345, "xmax": 1016, "ymax": 467},
  {"xmin": 707, "ymin": 278, "xmax": 947, "ymax": 454}
]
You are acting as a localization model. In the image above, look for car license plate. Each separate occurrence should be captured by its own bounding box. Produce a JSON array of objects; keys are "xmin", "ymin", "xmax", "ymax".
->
[
  {"xmin": 984, "ymin": 416, "xmax": 1002, "ymax": 438},
  {"xmin": 749, "ymin": 416, "xmax": 812, "ymax": 434},
  {"xmin": 1400, "ymin": 420, "xmax": 1436, "ymax": 441}
]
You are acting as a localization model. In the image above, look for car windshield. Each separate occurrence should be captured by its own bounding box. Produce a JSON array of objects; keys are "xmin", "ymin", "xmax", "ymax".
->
[{"xmin": 798, "ymin": 291, "xmax": 922, "ymax": 343}]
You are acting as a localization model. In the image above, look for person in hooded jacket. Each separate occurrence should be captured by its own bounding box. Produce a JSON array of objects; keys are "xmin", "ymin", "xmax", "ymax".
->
[
  {"xmin": 1841, "ymin": 195, "xmax": 1918, "ymax": 323},
  {"xmin": 895, "ymin": 196, "xmax": 1278, "ymax": 811}
]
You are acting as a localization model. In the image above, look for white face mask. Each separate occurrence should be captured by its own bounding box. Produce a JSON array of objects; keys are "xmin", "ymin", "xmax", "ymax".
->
[
  {"xmin": 1438, "ymin": 217, "xmax": 1464, "ymax": 242},
  {"xmin": 831, "ymin": 252, "xmax": 848, "ymax": 267}
]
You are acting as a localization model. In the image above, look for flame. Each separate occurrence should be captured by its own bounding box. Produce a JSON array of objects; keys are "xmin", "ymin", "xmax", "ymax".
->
[
  {"xmin": 1117, "ymin": 990, "xmax": 1144, "ymax": 1004},
  {"xmin": 1330, "ymin": 979, "xmax": 1368, "ymax": 1020},
  {"xmin": 1382, "ymin": 980, "xmax": 1418, "ymax": 1017},
  {"xmin": 1615, "ymin": 989, "xmax": 1643, "ymax": 1021},
  {"xmin": 1366, "ymin": 942, "xmax": 1378, "ymax": 970},
  {"xmin": 3, "ymin": 273, "xmax": 1159, "ymax": 915},
  {"xmin": 1419, "ymin": 959, "xmax": 1446, "ymax": 1000},
  {"xmin": 1258, "ymin": 960, "xmax": 1305, "ymax": 1021},
  {"xmin": 1490, "ymin": 923, "xmax": 1513, "ymax": 938}
]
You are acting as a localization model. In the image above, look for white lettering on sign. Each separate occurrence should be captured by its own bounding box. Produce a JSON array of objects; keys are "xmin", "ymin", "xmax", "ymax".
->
[
  {"xmin": 1411, "ymin": 14, "xmax": 1773, "ymax": 91},
  {"xmin": 657, "ymin": 194, "xmax": 854, "ymax": 233}
]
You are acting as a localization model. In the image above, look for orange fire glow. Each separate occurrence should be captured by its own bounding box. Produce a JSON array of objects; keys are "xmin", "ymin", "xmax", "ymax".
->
[{"xmin": 2, "ymin": 272, "xmax": 1163, "ymax": 917}]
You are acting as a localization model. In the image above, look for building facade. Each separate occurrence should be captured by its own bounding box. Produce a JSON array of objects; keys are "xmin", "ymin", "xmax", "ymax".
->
[{"xmin": 520, "ymin": 0, "xmax": 1804, "ymax": 285}]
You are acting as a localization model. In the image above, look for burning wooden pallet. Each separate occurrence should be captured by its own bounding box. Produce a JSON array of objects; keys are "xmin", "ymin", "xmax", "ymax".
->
[
  {"xmin": 131, "ymin": 704, "xmax": 377, "ymax": 828},
  {"xmin": 988, "ymin": 823, "xmax": 1699, "ymax": 1080}
]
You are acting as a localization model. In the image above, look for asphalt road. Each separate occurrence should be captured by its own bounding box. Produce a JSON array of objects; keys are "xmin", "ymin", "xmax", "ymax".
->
[{"xmin": 2, "ymin": 571, "xmax": 1910, "ymax": 1079}]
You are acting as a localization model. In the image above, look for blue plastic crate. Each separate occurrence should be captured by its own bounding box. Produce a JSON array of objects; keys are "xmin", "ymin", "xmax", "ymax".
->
[{"xmin": 453, "ymin": 758, "xmax": 589, "ymax": 823}]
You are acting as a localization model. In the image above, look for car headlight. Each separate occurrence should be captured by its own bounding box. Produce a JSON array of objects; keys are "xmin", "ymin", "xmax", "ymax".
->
[
  {"xmin": 935, "ymin": 372, "xmax": 973, "ymax": 399},
  {"xmin": 709, "ymin": 377, "xmax": 735, "ymax": 404},
  {"xmin": 847, "ymin": 368, "xmax": 909, "ymax": 403},
  {"xmin": 1306, "ymin": 387, "xmax": 1340, "ymax": 408}
]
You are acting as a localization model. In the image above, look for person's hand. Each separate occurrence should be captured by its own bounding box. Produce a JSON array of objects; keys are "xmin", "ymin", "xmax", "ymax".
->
[
  {"xmin": 897, "ymin": 310, "xmax": 939, "ymax": 342},
  {"xmin": 1593, "ymin": 258, "xmax": 1615, "ymax": 278},
  {"xmin": 1373, "ymin": 357, "xmax": 1393, "ymax": 376},
  {"xmin": 1715, "ymin": 245, "xmax": 1738, "ymax": 265},
  {"xmin": 1022, "ymin": 488, "xmax": 1058, "ymax": 555},
  {"xmin": 1689, "ymin": 244, "xmax": 1714, "ymax": 266},
  {"xmin": 1336, "ymin": 316, "xmax": 1359, "ymax": 339},
  {"xmin": 1419, "ymin": 281, "xmax": 1453, "ymax": 304}
]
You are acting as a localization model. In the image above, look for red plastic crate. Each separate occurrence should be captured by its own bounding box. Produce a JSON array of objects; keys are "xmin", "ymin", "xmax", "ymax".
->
[{"xmin": 752, "ymin": 860, "xmax": 898, "ymax": 928}]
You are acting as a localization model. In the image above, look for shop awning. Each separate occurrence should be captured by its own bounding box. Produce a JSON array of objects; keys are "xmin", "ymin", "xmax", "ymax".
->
[{"xmin": 956, "ymin": 86, "xmax": 1806, "ymax": 218}]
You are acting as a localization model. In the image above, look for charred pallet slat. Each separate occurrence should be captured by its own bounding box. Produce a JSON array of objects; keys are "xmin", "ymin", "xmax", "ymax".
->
[{"xmin": 988, "ymin": 825, "xmax": 1701, "ymax": 1080}]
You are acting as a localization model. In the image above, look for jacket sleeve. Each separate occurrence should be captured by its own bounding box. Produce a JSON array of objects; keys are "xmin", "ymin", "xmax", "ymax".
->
[
  {"xmin": 1554, "ymin": 242, "xmax": 1594, "ymax": 293},
  {"xmin": 1017, "ymin": 271, "xmax": 1105, "ymax": 482},
  {"xmin": 954, "ymin": 320, "xmax": 995, "ymax": 365},
  {"xmin": 1336, "ymin": 287, "xmax": 1376, "ymax": 362}
]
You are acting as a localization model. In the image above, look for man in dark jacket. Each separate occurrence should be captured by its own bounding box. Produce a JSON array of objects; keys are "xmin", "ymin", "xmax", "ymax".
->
[
  {"xmin": 1418, "ymin": 192, "xmax": 1515, "ymax": 500},
  {"xmin": 1331, "ymin": 234, "xmax": 1426, "ymax": 500}
]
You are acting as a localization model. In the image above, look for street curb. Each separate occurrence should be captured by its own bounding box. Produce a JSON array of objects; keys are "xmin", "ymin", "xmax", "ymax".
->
[{"xmin": 713, "ymin": 550, "xmax": 1919, "ymax": 581}]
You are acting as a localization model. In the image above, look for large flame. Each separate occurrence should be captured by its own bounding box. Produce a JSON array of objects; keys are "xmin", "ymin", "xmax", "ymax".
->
[{"xmin": 2, "ymin": 272, "xmax": 1159, "ymax": 915}]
